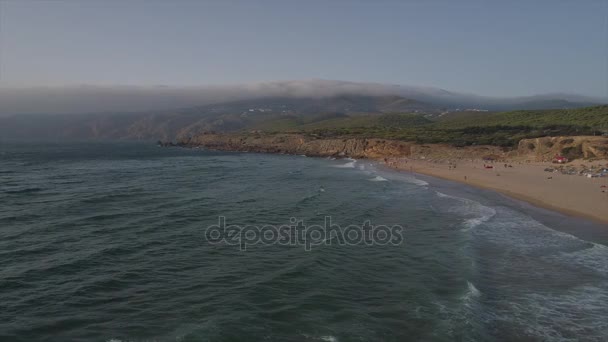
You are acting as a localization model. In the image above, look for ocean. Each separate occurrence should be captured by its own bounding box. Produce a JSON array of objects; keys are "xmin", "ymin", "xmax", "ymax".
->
[{"xmin": 1, "ymin": 142, "xmax": 607, "ymax": 342}]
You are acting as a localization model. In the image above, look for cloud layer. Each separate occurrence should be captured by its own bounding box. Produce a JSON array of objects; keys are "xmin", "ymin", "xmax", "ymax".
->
[{"xmin": 0, "ymin": 79, "xmax": 604, "ymax": 115}]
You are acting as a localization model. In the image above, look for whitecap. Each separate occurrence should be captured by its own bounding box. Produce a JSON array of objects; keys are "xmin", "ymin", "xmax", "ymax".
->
[
  {"xmin": 434, "ymin": 192, "xmax": 496, "ymax": 230},
  {"xmin": 474, "ymin": 207, "xmax": 599, "ymax": 256},
  {"xmin": 369, "ymin": 175, "xmax": 388, "ymax": 182},
  {"xmin": 333, "ymin": 160, "xmax": 356, "ymax": 168},
  {"xmin": 303, "ymin": 334, "xmax": 339, "ymax": 342},
  {"xmin": 435, "ymin": 191, "xmax": 451, "ymax": 198},
  {"xmin": 462, "ymin": 281, "xmax": 481, "ymax": 301},
  {"xmin": 403, "ymin": 177, "xmax": 429, "ymax": 186},
  {"xmin": 462, "ymin": 207, "xmax": 496, "ymax": 231}
]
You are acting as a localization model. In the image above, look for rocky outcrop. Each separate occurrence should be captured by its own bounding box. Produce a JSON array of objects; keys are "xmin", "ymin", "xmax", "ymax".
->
[
  {"xmin": 180, "ymin": 133, "xmax": 414, "ymax": 159},
  {"xmin": 517, "ymin": 136, "xmax": 608, "ymax": 161},
  {"xmin": 180, "ymin": 133, "xmax": 608, "ymax": 162},
  {"xmin": 179, "ymin": 133, "xmax": 511, "ymax": 161}
]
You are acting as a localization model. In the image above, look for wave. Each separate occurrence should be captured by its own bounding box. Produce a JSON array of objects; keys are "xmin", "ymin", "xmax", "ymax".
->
[
  {"xmin": 547, "ymin": 238, "xmax": 608, "ymax": 276},
  {"xmin": 462, "ymin": 281, "xmax": 481, "ymax": 302},
  {"xmin": 462, "ymin": 206, "xmax": 608, "ymax": 339},
  {"xmin": 369, "ymin": 176, "xmax": 388, "ymax": 182},
  {"xmin": 403, "ymin": 177, "xmax": 429, "ymax": 186},
  {"xmin": 4, "ymin": 187, "xmax": 44, "ymax": 194},
  {"xmin": 320, "ymin": 336, "xmax": 338, "ymax": 342},
  {"xmin": 435, "ymin": 191, "xmax": 450, "ymax": 198},
  {"xmin": 333, "ymin": 160, "xmax": 356, "ymax": 168},
  {"xmin": 303, "ymin": 334, "xmax": 339, "ymax": 342},
  {"xmin": 462, "ymin": 210, "xmax": 495, "ymax": 231},
  {"xmin": 434, "ymin": 191, "xmax": 496, "ymax": 231},
  {"xmin": 473, "ymin": 207, "xmax": 600, "ymax": 256},
  {"xmin": 297, "ymin": 191, "xmax": 322, "ymax": 205},
  {"xmin": 497, "ymin": 285, "xmax": 608, "ymax": 341}
]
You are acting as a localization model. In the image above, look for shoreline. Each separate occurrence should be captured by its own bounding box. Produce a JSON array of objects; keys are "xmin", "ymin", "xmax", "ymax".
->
[
  {"xmin": 170, "ymin": 137, "xmax": 608, "ymax": 225},
  {"xmin": 383, "ymin": 158, "xmax": 608, "ymax": 225}
]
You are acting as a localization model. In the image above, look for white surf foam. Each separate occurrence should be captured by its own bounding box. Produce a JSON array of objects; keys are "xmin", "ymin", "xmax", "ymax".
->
[
  {"xmin": 320, "ymin": 336, "xmax": 338, "ymax": 342},
  {"xmin": 447, "ymin": 204, "xmax": 608, "ymax": 340},
  {"xmin": 333, "ymin": 158, "xmax": 356, "ymax": 168},
  {"xmin": 403, "ymin": 177, "xmax": 429, "ymax": 186},
  {"xmin": 462, "ymin": 207, "xmax": 496, "ymax": 231},
  {"xmin": 548, "ymin": 239, "xmax": 608, "ymax": 276},
  {"xmin": 475, "ymin": 207, "xmax": 602, "ymax": 256},
  {"xmin": 500, "ymin": 285, "xmax": 608, "ymax": 341},
  {"xmin": 462, "ymin": 281, "xmax": 481, "ymax": 301},
  {"xmin": 303, "ymin": 334, "xmax": 339, "ymax": 342},
  {"xmin": 335, "ymin": 161, "xmax": 355, "ymax": 168},
  {"xmin": 369, "ymin": 175, "xmax": 388, "ymax": 182},
  {"xmin": 435, "ymin": 191, "xmax": 496, "ymax": 230},
  {"xmin": 435, "ymin": 191, "xmax": 450, "ymax": 198}
]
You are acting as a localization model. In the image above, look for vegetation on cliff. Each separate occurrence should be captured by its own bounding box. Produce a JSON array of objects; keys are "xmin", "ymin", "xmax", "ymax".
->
[{"xmin": 253, "ymin": 105, "xmax": 608, "ymax": 147}]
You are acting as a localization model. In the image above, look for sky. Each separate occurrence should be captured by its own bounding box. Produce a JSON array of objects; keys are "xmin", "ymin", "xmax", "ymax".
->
[{"xmin": 1, "ymin": 0, "xmax": 607, "ymax": 97}]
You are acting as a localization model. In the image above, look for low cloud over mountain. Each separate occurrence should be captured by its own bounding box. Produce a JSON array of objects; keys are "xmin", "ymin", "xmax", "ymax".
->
[{"xmin": 1, "ymin": 79, "xmax": 605, "ymax": 115}]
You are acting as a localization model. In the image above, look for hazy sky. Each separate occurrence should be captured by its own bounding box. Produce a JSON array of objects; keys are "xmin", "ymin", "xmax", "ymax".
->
[{"xmin": 1, "ymin": 0, "xmax": 606, "ymax": 97}]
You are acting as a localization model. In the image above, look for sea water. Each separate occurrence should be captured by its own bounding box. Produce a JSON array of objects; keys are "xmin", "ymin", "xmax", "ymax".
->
[{"xmin": 1, "ymin": 142, "xmax": 607, "ymax": 342}]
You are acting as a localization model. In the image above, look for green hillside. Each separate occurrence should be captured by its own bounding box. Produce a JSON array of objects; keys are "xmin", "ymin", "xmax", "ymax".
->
[
  {"xmin": 254, "ymin": 105, "xmax": 608, "ymax": 147},
  {"xmin": 250, "ymin": 113, "xmax": 431, "ymax": 131},
  {"xmin": 437, "ymin": 105, "xmax": 608, "ymax": 128}
]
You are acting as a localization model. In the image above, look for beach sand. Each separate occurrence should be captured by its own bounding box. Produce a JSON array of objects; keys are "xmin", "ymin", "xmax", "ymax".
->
[{"xmin": 385, "ymin": 158, "xmax": 608, "ymax": 224}]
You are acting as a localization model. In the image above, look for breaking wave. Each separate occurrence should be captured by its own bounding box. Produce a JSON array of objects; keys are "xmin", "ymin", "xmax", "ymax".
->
[
  {"xmin": 333, "ymin": 158, "xmax": 356, "ymax": 168},
  {"xmin": 434, "ymin": 191, "xmax": 496, "ymax": 230},
  {"xmin": 369, "ymin": 175, "xmax": 388, "ymax": 182},
  {"xmin": 403, "ymin": 177, "xmax": 429, "ymax": 186}
]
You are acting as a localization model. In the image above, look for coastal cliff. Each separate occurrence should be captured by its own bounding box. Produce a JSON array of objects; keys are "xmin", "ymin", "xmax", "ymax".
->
[
  {"xmin": 179, "ymin": 133, "xmax": 608, "ymax": 162},
  {"xmin": 180, "ymin": 134, "xmax": 414, "ymax": 159},
  {"xmin": 517, "ymin": 136, "xmax": 608, "ymax": 161},
  {"xmin": 178, "ymin": 133, "xmax": 511, "ymax": 160}
]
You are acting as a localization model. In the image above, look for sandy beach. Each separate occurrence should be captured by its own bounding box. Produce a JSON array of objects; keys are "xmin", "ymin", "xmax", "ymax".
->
[{"xmin": 385, "ymin": 158, "xmax": 608, "ymax": 224}]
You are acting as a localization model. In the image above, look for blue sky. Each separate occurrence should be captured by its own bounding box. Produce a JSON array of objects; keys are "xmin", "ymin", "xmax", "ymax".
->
[{"xmin": 1, "ymin": 0, "xmax": 606, "ymax": 97}]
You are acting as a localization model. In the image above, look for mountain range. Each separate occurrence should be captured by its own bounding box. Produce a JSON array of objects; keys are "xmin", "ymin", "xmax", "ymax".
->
[{"xmin": 0, "ymin": 80, "xmax": 605, "ymax": 141}]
